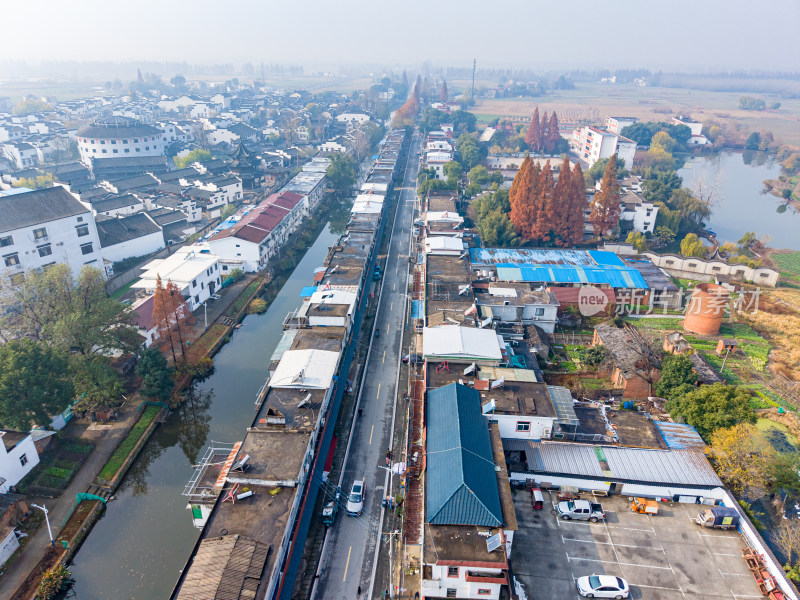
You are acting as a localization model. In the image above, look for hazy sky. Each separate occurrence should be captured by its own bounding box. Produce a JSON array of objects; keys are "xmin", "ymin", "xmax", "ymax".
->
[{"xmin": 2, "ymin": 0, "xmax": 798, "ymax": 72}]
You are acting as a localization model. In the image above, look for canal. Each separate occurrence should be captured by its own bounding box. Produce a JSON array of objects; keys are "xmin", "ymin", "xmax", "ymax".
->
[
  {"xmin": 68, "ymin": 206, "xmax": 349, "ymax": 599},
  {"xmin": 678, "ymin": 150, "xmax": 800, "ymax": 251}
]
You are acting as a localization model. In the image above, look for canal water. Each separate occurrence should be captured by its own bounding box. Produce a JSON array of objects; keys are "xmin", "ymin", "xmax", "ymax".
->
[
  {"xmin": 68, "ymin": 210, "xmax": 348, "ymax": 599},
  {"xmin": 678, "ymin": 150, "xmax": 800, "ymax": 251}
]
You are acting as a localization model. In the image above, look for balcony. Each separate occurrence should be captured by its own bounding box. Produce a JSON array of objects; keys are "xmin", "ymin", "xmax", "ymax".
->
[{"xmin": 465, "ymin": 571, "xmax": 507, "ymax": 585}]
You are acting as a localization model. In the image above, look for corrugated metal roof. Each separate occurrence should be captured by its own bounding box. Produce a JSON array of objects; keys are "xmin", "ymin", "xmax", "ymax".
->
[
  {"xmin": 506, "ymin": 441, "xmax": 721, "ymax": 487},
  {"xmin": 426, "ymin": 383, "xmax": 503, "ymax": 527},
  {"xmin": 547, "ymin": 386, "xmax": 579, "ymax": 425},
  {"xmin": 602, "ymin": 447, "xmax": 720, "ymax": 486},
  {"xmin": 653, "ymin": 422, "xmax": 707, "ymax": 450},
  {"xmin": 495, "ymin": 265, "xmax": 648, "ymax": 289}
]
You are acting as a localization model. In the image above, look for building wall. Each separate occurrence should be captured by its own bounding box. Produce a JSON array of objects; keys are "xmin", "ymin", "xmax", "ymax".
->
[
  {"xmin": 0, "ymin": 211, "xmax": 103, "ymax": 277},
  {"xmin": 0, "ymin": 434, "xmax": 39, "ymax": 493},
  {"xmin": 77, "ymin": 133, "xmax": 164, "ymax": 163},
  {"xmin": 480, "ymin": 303, "xmax": 558, "ymax": 333},
  {"xmin": 490, "ymin": 413, "xmax": 555, "ymax": 441},
  {"xmin": 0, "ymin": 528, "xmax": 19, "ymax": 567},
  {"xmin": 640, "ymin": 252, "xmax": 780, "ymax": 287},
  {"xmin": 207, "ymin": 237, "xmax": 261, "ymax": 273},
  {"xmin": 100, "ymin": 230, "xmax": 165, "ymax": 264},
  {"xmin": 422, "ymin": 564, "xmax": 506, "ymax": 600}
]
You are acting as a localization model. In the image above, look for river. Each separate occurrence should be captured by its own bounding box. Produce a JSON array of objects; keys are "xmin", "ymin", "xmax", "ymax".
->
[
  {"xmin": 678, "ymin": 150, "xmax": 800, "ymax": 251},
  {"xmin": 67, "ymin": 210, "xmax": 348, "ymax": 599}
]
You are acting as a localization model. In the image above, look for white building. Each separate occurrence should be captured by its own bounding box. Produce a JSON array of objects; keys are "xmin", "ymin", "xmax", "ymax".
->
[
  {"xmin": 619, "ymin": 189, "xmax": 659, "ymax": 234},
  {"xmin": 0, "ymin": 187, "xmax": 103, "ymax": 278},
  {"xmin": 296, "ymin": 288, "xmax": 357, "ymax": 330},
  {"xmin": 425, "ymin": 151, "xmax": 453, "ymax": 179},
  {"xmin": 0, "ymin": 431, "xmax": 39, "ymax": 494},
  {"xmin": 1, "ymin": 142, "xmax": 39, "ymax": 169},
  {"xmin": 335, "ymin": 113, "xmax": 370, "ymax": 128},
  {"xmin": 97, "ymin": 212, "xmax": 165, "ymax": 265},
  {"xmin": 76, "ymin": 115, "xmax": 164, "ymax": 164},
  {"xmin": 605, "ymin": 116, "xmax": 638, "ymax": 135},
  {"xmin": 476, "ymin": 285, "xmax": 559, "ymax": 333},
  {"xmin": 571, "ymin": 126, "xmax": 637, "ymax": 168},
  {"xmin": 207, "ymin": 191, "xmax": 306, "ymax": 273},
  {"xmin": 132, "ymin": 247, "xmax": 221, "ymax": 310},
  {"xmin": 672, "ymin": 116, "xmax": 709, "ymax": 145}
]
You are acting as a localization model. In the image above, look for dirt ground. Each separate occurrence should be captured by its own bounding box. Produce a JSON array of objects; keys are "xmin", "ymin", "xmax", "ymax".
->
[{"xmin": 472, "ymin": 83, "xmax": 800, "ymax": 145}]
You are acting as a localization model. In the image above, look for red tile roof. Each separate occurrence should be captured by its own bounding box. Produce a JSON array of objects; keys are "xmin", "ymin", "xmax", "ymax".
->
[
  {"xmin": 209, "ymin": 191, "xmax": 302, "ymax": 244},
  {"xmin": 132, "ymin": 295, "xmax": 155, "ymax": 330},
  {"xmin": 269, "ymin": 190, "xmax": 303, "ymax": 211}
]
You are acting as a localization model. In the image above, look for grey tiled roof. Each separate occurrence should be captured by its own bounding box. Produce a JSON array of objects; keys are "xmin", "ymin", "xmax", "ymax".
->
[{"xmin": 0, "ymin": 187, "xmax": 89, "ymax": 233}]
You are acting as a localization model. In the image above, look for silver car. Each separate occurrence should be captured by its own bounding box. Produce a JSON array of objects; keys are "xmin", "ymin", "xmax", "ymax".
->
[{"xmin": 346, "ymin": 479, "xmax": 364, "ymax": 516}]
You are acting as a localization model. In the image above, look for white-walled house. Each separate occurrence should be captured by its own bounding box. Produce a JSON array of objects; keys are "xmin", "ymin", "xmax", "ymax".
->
[
  {"xmin": 97, "ymin": 212, "xmax": 165, "ymax": 265},
  {"xmin": 132, "ymin": 247, "xmax": 221, "ymax": 310},
  {"xmin": 571, "ymin": 126, "xmax": 637, "ymax": 168},
  {"xmin": 335, "ymin": 113, "xmax": 370, "ymax": 125},
  {"xmin": 605, "ymin": 116, "xmax": 638, "ymax": 135},
  {"xmin": 91, "ymin": 193, "xmax": 145, "ymax": 218},
  {"xmin": 0, "ymin": 187, "xmax": 103, "ymax": 278},
  {"xmin": 0, "ymin": 431, "xmax": 39, "ymax": 494},
  {"xmin": 1, "ymin": 142, "xmax": 39, "ymax": 169},
  {"xmin": 672, "ymin": 116, "xmax": 709, "ymax": 145},
  {"xmin": 475, "ymin": 285, "xmax": 559, "ymax": 333}
]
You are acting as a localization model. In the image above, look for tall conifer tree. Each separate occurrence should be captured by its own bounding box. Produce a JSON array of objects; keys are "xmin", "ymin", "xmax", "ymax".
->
[
  {"xmin": 589, "ymin": 155, "xmax": 621, "ymax": 237},
  {"xmin": 525, "ymin": 107, "xmax": 541, "ymax": 151}
]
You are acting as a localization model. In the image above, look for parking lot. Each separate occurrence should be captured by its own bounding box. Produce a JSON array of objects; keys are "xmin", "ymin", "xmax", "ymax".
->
[{"xmin": 511, "ymin": 489, "xmax": 764, "ymax": 599}]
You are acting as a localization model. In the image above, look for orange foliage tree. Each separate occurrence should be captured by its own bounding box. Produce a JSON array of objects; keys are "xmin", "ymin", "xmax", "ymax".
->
[
  {"xmin": 589, "ymin": 155, "xmax": 621, "ymax": 237},
  {"xmin": 152, "ymin": 275, "xmax": 195, "ymax": 365}
]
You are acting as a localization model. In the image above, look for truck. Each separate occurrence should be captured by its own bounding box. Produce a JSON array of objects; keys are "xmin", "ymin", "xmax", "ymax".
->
[
  {"xmin": 556, "ymin": 499, "xmax": 605, "ymax": 522},
  {"xmin": 695, "ymin": 506, "xmax": 740, "ymax": 530}
]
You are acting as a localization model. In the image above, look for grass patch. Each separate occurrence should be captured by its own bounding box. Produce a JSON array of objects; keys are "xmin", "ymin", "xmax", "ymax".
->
[
  {"xmin": 45, "ymin": 466, "xmax": 72, "ymax": 480},
  {"xmin": 97, "ymin": 406, "xmax": 160, "ymax": 483},
  {"xmin": 773, "ymin": 251, "xmax": 800, "ymax": 277},
  {"xmin": 187, "ymin": 323, "xmax": 229, "ymax": 360},
  {"xmin": 110, "ymin": 278, "xmax": 139, "ymax": 300},
  {"xmin": 63, "ymin": 442, "xmax": 93, "ymax": 454},
  {"xmin": 224, "ymin": 279, "xmax": 262, "ymax": 318},
  {"xmin": 625, "ymin": 316, "xmax": 685, "ymax": 331}
]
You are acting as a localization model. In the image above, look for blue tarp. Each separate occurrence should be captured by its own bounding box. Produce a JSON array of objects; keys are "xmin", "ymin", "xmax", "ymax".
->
[{"xmin": 299, "ymin": 286, "xmax": 317, "ymax": 297}]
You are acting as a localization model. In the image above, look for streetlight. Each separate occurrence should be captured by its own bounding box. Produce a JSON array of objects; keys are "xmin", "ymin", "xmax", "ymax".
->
[{"xmin": 31, "ymin": 503, "xmax": 54, "ymax": 547}]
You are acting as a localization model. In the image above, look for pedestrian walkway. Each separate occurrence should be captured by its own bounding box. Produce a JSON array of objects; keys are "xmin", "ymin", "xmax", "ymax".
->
[{"xmin": 0, "ymin": 403, "xmax": 141, "ymax": 595}]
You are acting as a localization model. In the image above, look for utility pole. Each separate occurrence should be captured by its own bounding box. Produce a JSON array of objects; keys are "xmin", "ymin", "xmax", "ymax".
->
[
  {"xmin": 471, "ymin": 58, "xmax": 476, "ymax": 102},
  {"xmin": 31, "ymin": 503, "xmax": 54, "ymax": 547}
]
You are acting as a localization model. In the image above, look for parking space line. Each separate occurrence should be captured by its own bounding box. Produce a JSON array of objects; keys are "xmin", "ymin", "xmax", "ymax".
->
[
  {"xmin": 557, "ymin": 519, "xmax": 656, "ymax": 533},
  {"xmin": 565, "ymin": 554, "xmax": 673, "ymax": 570},
  {"xmin": 634, "ymin": 582, "xmax": 683, "ymax": 592},
  {"xmin": 560, "ymin": 535, "xmax": 665, "ymax": 552}
]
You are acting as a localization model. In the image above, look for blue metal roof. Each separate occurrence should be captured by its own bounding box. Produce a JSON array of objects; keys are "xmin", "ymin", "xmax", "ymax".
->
[
  {"xmin": 426, "ymin": 383, "xmax": 503, "ymax": 527},
  {"xmin": 654, "ymin": 421, "xmax": 707, "ymax": 450},
  {"xmin": 471, "ymin": 247, "xmax": 648, "ymax": 289},
  {"xmin": 299, "ymin": 286, "xmax": 318, "ymax": 297},
  {"xmin": 411, "ymin": 300, "xmax": 424, "ymax": 319}
]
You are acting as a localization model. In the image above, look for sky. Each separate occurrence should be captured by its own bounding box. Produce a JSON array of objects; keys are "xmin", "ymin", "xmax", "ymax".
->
[{"xmin": 2, "ymin": 0, "xmax": 798, "ymax": 72}]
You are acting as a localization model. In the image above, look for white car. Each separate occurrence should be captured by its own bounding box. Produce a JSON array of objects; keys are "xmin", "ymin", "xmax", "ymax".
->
[
  {"xmin": 346, "ymin": 479, "xmax": 365, "ymax": 516},
  {"xmin": 576, "ymin": 574, "xmax": 629, "ymax": 598}
]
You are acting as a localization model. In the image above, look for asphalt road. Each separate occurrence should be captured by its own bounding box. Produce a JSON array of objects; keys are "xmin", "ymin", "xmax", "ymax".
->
[{"xmin": 315, "ymin": 129, "xmax": 420, "ymax": 600}]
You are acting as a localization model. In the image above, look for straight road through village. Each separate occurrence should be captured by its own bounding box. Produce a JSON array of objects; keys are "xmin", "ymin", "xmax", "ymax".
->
[{"xmin": 314, "ymin": 128, "xmax": 420, "ymax": 600}]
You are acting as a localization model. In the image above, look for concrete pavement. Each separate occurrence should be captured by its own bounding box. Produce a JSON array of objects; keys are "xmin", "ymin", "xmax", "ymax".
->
[{"xmin": 314, "ymin": 130, "xmax": 420, "ymax": 600}]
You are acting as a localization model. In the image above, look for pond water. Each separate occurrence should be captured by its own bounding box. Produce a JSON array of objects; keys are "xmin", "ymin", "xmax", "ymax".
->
[
  {"xmin": 678, "ymin": 151, "xmax": 800, "ymax": 251},
  {"xmin": 67, "ymin": 213, "xmax": 347, "ymax": 599}
]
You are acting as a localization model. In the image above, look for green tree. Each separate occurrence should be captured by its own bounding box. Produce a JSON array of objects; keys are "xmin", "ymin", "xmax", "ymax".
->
[
  {"xmin": 0, "ymin": 264, "xmax": 139, "ymax": 356},
  {"xmin": 0, "ymin": 340, "xmax": 73, "ymax": 430},
  {"xmin": 739, "ymin": 96, "xmax": 766, "ymax": 111},
  {"xmin": 650, "ymin": 131, "xmax": 676, "ymax": 154},
  {"xmin": 738, "ymin": 231, "xmax": 757, "ymax": 249},
  {"xmin": 665, "ymin": 383, "xmax": 756, "ymax": 440},
  {"xmin": 655, "ymin": 225, "xmax": 676, "ymax": 245},
  {"xmin": 73, "ymin": 357, "xmax": 124, "ymax": 411},
  {"xmin": 136, "ymin": 347, "xmax": 173, "ymax": 402},
  {"xmin": 587, "ymin": 157, "xmax": 627, "ymax": 184},
  {"xmin": 626, "ymin": 231, "xmax": 648, "ymax": 253},
  {"xmin": 642, "ymin": 168, "xmax": 682, "ymax": 204},
  {"xmin": 220, "ymin": 203, "xmax": 237, "ymax": 219},
  {"xmin": 671, "ymin": 188, "xmax": 711, "ymax": 230},
  {"xmin": 745, "ymin": 132, "xmax": 761, "ymax": 150},
  {"xmin": 443, "ymin": 160, "xmax": 462, "ymax": 182},
  {"xmin": 326, "ymin": 153, "xmax": 357, "ymax": 192},
  {"xmin": 654, "ymin": 354, "xmax": 698, "ymax": 400},
  {"xmin": 174, "ymin": 149, "xmax": 212, "ymax": 169},
  {"xmin": 455, "ymin": 133, "xmax": 481, "ymax": 169},
  {"xmin": 468, "ymin": 165, "xmax": 490, "ymax": 185},
  {"xmin": 11, "ymin": 174, "xmax": 54, "ymax": 190},
  {"xmin": 464, "ymin": 182, "xmax": 482, "ymax": 197},
  {"xmin": 680, "ymin": 233, "xmax": 706, "ymax": 258}
]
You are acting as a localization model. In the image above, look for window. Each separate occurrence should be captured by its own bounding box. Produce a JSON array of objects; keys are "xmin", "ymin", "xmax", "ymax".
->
[
  {"xmin": 111, "ymin": 140, "xmax": 116, "ymax": 144},
  {"xmin": 77, "ymin": 216, "xmax": 83, "ymax": 222},
  {"xmin": 201, "ymin": 282, "xmax": 204, "ymax": 290},
  {"xmin": 80, "ymin": 242, "xmax": 94, "ymax": 255},
  {"xmin": 134, "ymin": 138, "xmax": 139, "ymax": 143},
  {"xmin": 76, "ymin": 224, "xmax": 89, "ymax": 237},
  {"xmin": 192, "ymin": 279, "xmax": 197, "ymax": 288},
  {"xmin": 37, "ymin": 244, "xmax": 52, "ymax": 257},
  {"xmin": 446, "ymin": 590, "xmax": 457, "ymax": 599},
  {"xmin": 194, "ymin": 295, "xmax": 199, "ymax": 304},
  {"xmin": 516, "ymin": 421, "xmax": 531, "ymax": 432},
  {"xmin": 0, "ymin": 235, "xmax": 13, "ymax": 247},
  {"xmin": 447, "ymin": 567, "xmax": 459, "ymax": 577},
  {"xmin": 19, "ymin": 453, "xmax": 28, "ymax": 467},
  {"xmin": 113, "ymin": 149, "xmax": 118, "ymax": 153},
  {"xmin": 33, "ymin": 227, "xmax": 47, "ymax": 240},
  {"xmin": 478, "ymin": 590, "xmax": 492, "ymax": 596},
  {"xmin": 535, "ymin": 307, "xmax": 545, "ymax": 316},
  {"xmin": 4, "ymin": 253, "xmax": 20, "ymax": 267}
]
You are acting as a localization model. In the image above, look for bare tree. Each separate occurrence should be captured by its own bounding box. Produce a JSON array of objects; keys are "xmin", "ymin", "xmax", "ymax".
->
[{"xmin": 774, "ymin": 518, "xmax": 800, "ymax": 565}]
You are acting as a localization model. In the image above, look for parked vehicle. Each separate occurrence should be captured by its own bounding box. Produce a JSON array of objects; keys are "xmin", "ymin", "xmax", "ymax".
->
[
  {"xmin": 630, "ymin": 497, "xmax": 659, "ymax": 515},
  {"xmin": 321, "ymin": 488, "xmax": 340, "ymax": 526},
  {"xmin": 695, "ymin": 506, "xmax": 740, "ymax": 530},
  {"xmin": 556, "ymin": 499, "xmax": 605, "ymax": 522},
  {"xmin": 530, "ymin": 488, "xmax": 544, "ymax": 510},
  {"xmin": 346, "ymin": 479, "xmax": 365, "ymax": 516},
  {"xmin": 402, "ymin": 353, "xmax": 423, "ymax": 364},
  {"xmin": 576, "ymin": 574, "xmax": 629, "ymax": 598},
  {"xmin": 374, "ymin": 329, "xmax": 380, "ymax": 338}
]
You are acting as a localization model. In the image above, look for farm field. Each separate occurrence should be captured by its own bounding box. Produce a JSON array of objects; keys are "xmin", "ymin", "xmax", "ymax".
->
[{"xmin": 471, "ymin": 83, "xmax": 800, "ymax": 144}]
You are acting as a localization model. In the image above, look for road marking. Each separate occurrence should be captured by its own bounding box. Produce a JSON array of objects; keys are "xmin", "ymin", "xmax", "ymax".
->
[
  {"xmin": 376, "ymin": 383, "xmax": 381, "ymax": 399},
  {"xmin": 382, "ymin": 349, "xmax": 386, "ymax": 363},
  {"xmin": 393, "ymin": 283, "xmax": 396, "ymax": 291},
  {"xmin": 560, "ymin": 536, "xmax": 664, "ymax": 552},
  {"xmin": 565, "ymin": 554, "xmax": 672, "ymax": 570},
  {"xmin": 386, "ymin": 323, "xmax": 390, "ymax": 335},
  {"xmin": 369, "ymin": 425, "xmax": 374, "ymax": 445},
  {"xmin": 390, "ymin": 302, "xmax": 393, "ymax": 312},
  {"xmin": 343, "ymin": 546, "xmax": 352, "ymax": 582},
  {"xmin": 634, "ymin": 583, "xmax": 683, "ymax": 592}
]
